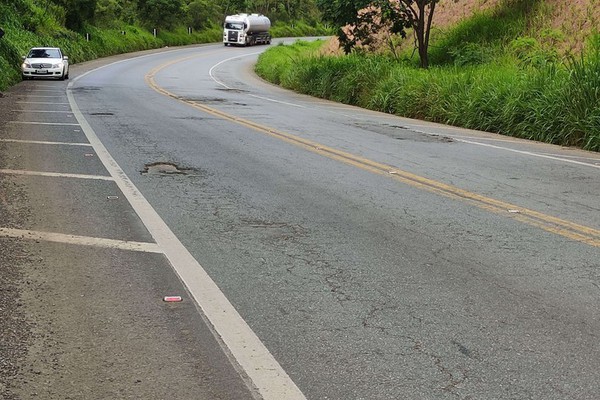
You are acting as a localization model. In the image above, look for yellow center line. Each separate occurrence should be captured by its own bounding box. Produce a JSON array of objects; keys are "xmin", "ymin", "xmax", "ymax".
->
[{"xmin": 145, "ymin": 56, "xmax": 600, "ymax": 248}]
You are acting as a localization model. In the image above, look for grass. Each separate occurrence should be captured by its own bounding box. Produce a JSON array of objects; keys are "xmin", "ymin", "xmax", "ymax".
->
[
  {"xmin": 254, "ymin": 0, "xmax": 600, "ymax": 151},
  {"xmin": 255, "ymin": 37, "xmax": 600, "ymax": 151}
]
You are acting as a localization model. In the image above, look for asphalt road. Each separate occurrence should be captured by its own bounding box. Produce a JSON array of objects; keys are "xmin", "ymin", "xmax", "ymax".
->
[{"xmin": 1, "ymin": 40, "xmax": 600, "ymax": 399}]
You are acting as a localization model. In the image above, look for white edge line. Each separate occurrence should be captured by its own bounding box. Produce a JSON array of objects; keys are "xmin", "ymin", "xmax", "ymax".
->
[
  {"xmin": 455, "ymin": 138, "xmax": 600, "ymax": 169},
  {"xmin": 0, "ymin": 169, "xmax": 113, "ymax": 180},
  {"xmin": 208, "ymin": 47, "xmax": 600, "ymax": 170},
  {"xmin": 68, "ymin": 56, "xmax": 307, "ymax": 400},
  {"xmin": 208, "ymin": 53, "xmax": 306, "ymax": 109},
  {"xmin": 0, "ymin": 227, "xmax": 162, "ymax": 253},
  {"xmin": 249, "ymin": 93, "xmax": 306, "ymax": 108}
]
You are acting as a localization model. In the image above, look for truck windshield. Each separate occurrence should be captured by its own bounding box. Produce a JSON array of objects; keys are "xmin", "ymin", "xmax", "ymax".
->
[{"xmin": 225, "ymin": 22, "xmax": 244, "ymax": 30}]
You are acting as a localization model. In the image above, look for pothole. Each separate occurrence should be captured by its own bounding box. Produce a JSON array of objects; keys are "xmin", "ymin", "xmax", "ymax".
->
[{"xmin": 141, "ymin": 162, "xmax": 191, "ymax": 175}]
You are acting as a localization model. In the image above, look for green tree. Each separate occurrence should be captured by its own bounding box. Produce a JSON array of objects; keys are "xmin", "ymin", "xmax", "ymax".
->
[
  {"xmin": 51, "ymin": 0, "xmax": 97, "ymax": 31},
  {"xmin": 317, "ymin": 0, "xmax": 370, "ymax": 25},
  {"xmin": 326, "ymin": 0, "xmax": 448, "ymax": 68},
  {"xmin": 94, "ymin": 0, "xmax": 137, "ymax": 26},
  {"xmin": 137, "ymin": 0, "xmax": 185, "ymax": 28},
  {"xmin": 186, "ymin": 0, "xmax": 222, "ymax": 29},
  {"xmin": 218, "ymin": 0, "xmax": 320, "ymax": 22}
]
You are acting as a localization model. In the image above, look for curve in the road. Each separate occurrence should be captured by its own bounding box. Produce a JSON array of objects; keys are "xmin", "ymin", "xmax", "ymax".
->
[{"xmin": 146, "ymin": 55, "xmax": 600, "ymax": 248}]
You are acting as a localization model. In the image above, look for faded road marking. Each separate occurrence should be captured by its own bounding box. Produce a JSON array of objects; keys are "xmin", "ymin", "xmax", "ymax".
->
[
  {"xmin": 0, "ymin": 227, "xmax": 163, "ymax": 253},
  {"xmin": 12, "ymin": 110, "xmax": 73, "ymax": 114},
  {"xmin": 0, "ymin": 169, "xmax": 113, "ymax": 181},
  {"xmin": 0, "ymin": 139, "xmax": 92, "ymax": 147},
  {"xmin": 8, "ymin": 121, "xmax": 79, "ymax": 126},
  {"xmin": 16, "ymin": 102, "xmax": 70, "ymax": 105}
]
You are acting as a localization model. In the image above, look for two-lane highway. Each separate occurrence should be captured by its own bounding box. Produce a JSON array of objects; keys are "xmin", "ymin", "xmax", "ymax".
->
[{"xmin": 3, "ymin": 40, "xmax": 600, "ymax": 399}]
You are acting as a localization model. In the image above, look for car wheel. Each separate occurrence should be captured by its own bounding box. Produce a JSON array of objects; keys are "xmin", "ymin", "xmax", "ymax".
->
[{"xmin": 59, "ymin": 69, "xmax": 65, "ymax": 81}]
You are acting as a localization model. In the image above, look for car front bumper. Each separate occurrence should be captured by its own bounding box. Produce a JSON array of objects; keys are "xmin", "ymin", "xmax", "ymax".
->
[{"xmin": 22, "ymin": 67, "xmax": 64, "ymax": 78}]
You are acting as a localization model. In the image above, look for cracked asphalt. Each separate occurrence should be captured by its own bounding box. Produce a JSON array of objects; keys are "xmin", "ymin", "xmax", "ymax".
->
[
  {"xmin": 0, "ymin": 48, "xmax": 256, "ymax": 400},
  {"xmin": 2, "ymin": 42, "xmax": 600, "ymax": 399}
]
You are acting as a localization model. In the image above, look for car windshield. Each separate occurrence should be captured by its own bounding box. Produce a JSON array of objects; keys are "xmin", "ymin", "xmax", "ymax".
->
[
  {"xmin": 28, "ymin": 49, "xmax": 61, "ymax": 59},
  {"xmin": 225, "ymin": 22, "xmax": 244, "ymax": 30}
]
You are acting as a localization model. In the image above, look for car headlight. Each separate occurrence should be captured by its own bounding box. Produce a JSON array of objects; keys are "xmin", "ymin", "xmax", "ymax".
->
[
  {"xmin": 52, "ymin": 62, "xmax": 64, "ymax": 68},
  {"xmin": 22, "ymin": 62, "xmax": 31, "ymax": 68}
]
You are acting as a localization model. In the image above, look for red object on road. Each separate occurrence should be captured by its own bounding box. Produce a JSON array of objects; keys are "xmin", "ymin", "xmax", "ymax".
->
[{"xmin": 163, "ymin": 296, "xmax": 183, "ymax": 302}]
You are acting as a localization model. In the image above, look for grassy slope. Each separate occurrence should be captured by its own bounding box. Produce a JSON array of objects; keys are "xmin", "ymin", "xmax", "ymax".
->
[{"xmin": 255, "ymin": 0, "xmax": 600, "ymax": 151}]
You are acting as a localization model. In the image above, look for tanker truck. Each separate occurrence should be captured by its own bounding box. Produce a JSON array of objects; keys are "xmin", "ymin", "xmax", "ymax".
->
[{"xmin": 223, "ymin": 14, "xmax": 271, "ymax": 46}]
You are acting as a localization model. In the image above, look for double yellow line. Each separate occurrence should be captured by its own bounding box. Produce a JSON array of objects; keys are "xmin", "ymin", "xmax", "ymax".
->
[{"xmin": 146, "ymin": 55, "xmax": 600, "ymax": 248}]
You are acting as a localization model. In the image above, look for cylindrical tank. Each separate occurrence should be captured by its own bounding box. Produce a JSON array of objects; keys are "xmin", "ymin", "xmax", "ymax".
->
[
  {"xmin": 244, "ymin": 14, "xmax": 271, "ymax": 33},
  {"xmin": 225, "ymin": 14, "xmax": 270, "ymax": 33}
]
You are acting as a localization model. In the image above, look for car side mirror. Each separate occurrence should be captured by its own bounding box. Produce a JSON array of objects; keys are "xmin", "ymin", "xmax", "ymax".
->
[
  {"xmin": 63, "ymin": 56, "xmax": 69, "ymax": 61},
  {"xmin": 22, "ymin": 56, "xmax": 26, "ymax": 60}
]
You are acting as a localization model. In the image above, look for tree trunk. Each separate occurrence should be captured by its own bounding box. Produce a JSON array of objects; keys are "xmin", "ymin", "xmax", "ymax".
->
[
  {"xmin": 416, "ymin": 2, "xmax": 428, "ymax": 68},
  {"xmin": 414, "ymin": 0, "xmax": 437, "ymax": 69}
]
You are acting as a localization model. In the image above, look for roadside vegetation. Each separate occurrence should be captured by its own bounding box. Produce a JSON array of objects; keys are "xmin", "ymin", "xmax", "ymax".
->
[
  {"xmin": 256, "ymin": 0, "xmax": 600, "ymax": 151},
  {"xmin": 0, "ymin": 0, "xmax": 333, "ymax": 91}
]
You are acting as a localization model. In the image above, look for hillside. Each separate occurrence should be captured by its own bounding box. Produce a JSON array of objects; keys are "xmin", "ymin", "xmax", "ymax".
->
[
  {"xmin": 320, "ymin": 0, "xmax": 600, "ymax": 56},
  {"xmin": 256, "ymin": 0, "xmax": 600, "ymax": 151},
  {"xmin": 433, "ymin": 0, "xmax": 600, "ymax": 53}
]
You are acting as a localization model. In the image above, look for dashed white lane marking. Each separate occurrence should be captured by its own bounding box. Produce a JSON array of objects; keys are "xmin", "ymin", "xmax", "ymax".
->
[
  {"xmin": 23, "ymin": 90, "xmax": 65, "ymax": 93},
  {"xmin": 0, "ymin": 169, "xmax": 113, "ymax": 181},
  {"xmin": 8, "ymin": 121, "xmax": 79, "ymax": 126},
  {"xmin": 0, "ymin": 227, "xmax": 163, "ymax": 253},
  {"xmin": 12, "ymin": 110, "xmax": 73, "ymax": 113},
  {"xmin": 16, "ymin": 102, "xmax": 70, "ymax": 105},
  {"xmin": 15, "ymin": 95, "xmax": 64, "ymax": 98},
  {"xmin": 72, "ymin": 52, "xmax": 307, "ymax": 400},
  {"xmin": 0, "ymin": 139, "xmax": 92, "ymax": 146}
]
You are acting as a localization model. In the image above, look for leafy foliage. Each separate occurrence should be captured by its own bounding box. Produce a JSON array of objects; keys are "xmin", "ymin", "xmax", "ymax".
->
[
  {"xmin": 0, "ymin": 0, "xmax": 331, "ymax": 92},
  {"xmin": 137, "ymin": 0, "xmax": 185, "ymax": 29},
  {"xmin": 325, "ymin": 0, "xmax": 444, "ymax": 68}
]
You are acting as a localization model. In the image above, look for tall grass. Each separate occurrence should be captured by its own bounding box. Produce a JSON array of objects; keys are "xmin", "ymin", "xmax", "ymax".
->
[{"xmin": 256, "ymin": 38, "xmax": 600, "ymax": 151}]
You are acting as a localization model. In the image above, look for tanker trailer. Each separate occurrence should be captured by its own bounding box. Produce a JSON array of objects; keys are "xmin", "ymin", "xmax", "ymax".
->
[{"xmin": 223, "ymin": 14, "xmax": 272, "ymax": 46}]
